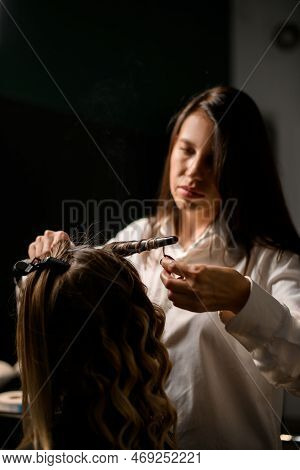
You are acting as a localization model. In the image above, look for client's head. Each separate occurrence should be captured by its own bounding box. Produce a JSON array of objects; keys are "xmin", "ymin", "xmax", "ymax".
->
[{"xmin": 16, "ymin": 241, "xmax": 176, "ymax": 450}]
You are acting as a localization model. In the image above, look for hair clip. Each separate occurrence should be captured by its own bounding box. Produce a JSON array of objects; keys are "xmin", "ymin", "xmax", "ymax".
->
[{"xmin": 13, "ymin": 257, "xmax": 70, "ymax": 284}]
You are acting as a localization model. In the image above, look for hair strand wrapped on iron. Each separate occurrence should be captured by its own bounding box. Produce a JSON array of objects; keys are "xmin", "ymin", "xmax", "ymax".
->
[{"xmin": 104, "ymin": 236, "xmax": 178, "ymax": 257}]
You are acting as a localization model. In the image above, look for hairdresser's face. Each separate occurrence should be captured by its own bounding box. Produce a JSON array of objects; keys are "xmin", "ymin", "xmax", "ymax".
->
[{"xmin": 169, "ymin": 111, "xmax": 221, "ymax": 218}]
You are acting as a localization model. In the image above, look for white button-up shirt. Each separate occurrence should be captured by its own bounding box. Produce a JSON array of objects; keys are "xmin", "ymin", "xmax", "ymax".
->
[{"xmin": 108, "ymin": 218, "xmax": 300, "ymax": 449}]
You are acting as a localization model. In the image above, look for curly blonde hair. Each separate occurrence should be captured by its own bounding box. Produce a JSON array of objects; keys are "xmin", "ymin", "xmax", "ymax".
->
[{"xmin": 16, "ymin": 241, "xmax": 177, "ymax": 450}]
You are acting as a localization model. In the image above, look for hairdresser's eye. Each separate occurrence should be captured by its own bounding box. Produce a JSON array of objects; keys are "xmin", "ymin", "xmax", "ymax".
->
[{"xmin": 179, "ymin": 146, "xmax": 195, "ymax": 156}]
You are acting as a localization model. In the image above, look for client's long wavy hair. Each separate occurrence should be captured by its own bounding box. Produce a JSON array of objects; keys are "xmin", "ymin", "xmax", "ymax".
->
[{"xmin": 16, "ymin": 241, "xmax": 177, "ymax": 450}]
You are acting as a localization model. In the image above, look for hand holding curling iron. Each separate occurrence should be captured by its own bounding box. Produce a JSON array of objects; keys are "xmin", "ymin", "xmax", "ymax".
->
[{"xmin": 27, "ymin": 230, "xmax": 250, "ymax": 317}]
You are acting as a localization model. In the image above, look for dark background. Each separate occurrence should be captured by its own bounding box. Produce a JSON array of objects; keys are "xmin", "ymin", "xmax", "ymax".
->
[{"xmin": 1, "ymin": 0, "xmax": 230, "ymax": 363}]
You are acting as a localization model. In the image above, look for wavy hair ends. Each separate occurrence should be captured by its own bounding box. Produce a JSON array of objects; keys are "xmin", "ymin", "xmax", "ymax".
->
[{"xmin": 16, "ymin": 240, "xmax": 177, "ymax": 450}]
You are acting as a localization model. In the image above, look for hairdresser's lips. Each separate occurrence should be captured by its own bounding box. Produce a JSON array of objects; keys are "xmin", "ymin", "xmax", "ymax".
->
[{"xmin": 177, "ymin": 186, "xmax": 205, "ymax": 199}]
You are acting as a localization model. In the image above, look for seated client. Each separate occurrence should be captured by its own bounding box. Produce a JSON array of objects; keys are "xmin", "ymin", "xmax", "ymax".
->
[{"xmin": 16, "ymin": 241, "xmax": 177, "ymax": 450}]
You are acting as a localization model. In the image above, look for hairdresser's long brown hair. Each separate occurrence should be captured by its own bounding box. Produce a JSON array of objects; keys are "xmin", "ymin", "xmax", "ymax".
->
[
  {"xmin": 16, "ymin": 241, "xmax": 177, "ymax": 450},
  {"xmin": 153, "ymin": 86, "xmax": 300, "ymax": 264}
]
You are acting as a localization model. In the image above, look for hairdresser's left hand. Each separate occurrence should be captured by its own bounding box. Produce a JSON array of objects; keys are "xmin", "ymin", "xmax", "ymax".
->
[{"xmin": 160, "ymin": 257, "xmax": 250, "ymax": 314}]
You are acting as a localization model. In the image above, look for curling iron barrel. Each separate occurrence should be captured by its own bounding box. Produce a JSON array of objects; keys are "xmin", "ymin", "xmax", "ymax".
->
[{"xmin": 105, "ymin": 236, "xmax": 178, "ymax": 256}]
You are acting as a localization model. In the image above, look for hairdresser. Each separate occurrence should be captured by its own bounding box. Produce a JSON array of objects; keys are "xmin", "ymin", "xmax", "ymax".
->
[{"xmin": 28, "ymin": 87, "xmax": 300, "ymax": 450}]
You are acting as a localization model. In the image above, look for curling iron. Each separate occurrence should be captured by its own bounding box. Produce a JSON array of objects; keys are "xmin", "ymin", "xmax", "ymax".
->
[
  {"xmin": 104, "ymin": 236, "xmax": 178, "ymax": 256},
  {"xmin": 13, "ymin": 236, "xmax": 178, "ymax": 283}
]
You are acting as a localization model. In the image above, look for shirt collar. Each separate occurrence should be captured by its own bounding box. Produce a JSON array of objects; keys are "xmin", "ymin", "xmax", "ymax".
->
[{"xmin": 157, "ymin": 216, "xmax": 227, "ymax": 254}]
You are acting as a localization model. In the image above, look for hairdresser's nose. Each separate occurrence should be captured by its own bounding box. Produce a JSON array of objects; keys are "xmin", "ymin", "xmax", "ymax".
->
[{"xmin": 185, "ymin": 152, "xmax": 208, "ymax": 180}]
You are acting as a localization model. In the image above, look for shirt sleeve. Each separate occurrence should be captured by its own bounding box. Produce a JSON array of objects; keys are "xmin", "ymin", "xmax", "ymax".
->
[{"xmin": 225, "ymin": 250, "xmax": 300, "ymax": 396}]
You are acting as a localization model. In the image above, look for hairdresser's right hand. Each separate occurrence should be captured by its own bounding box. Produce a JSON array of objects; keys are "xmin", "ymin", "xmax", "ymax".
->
[{"xmin": 28, "ymin": 230, "xmax": 70, "ymax": 259}]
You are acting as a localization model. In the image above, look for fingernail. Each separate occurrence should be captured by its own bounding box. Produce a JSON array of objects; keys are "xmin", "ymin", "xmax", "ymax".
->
[{"xmin": 160, "ymin": 255, "xmax": 175, "ymax": 266}]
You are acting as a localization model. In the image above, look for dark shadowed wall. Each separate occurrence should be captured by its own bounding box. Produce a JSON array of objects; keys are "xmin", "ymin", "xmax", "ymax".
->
[{"xmin": 0, "ymin": 0, "xmax": 229, "ymax": 362}]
